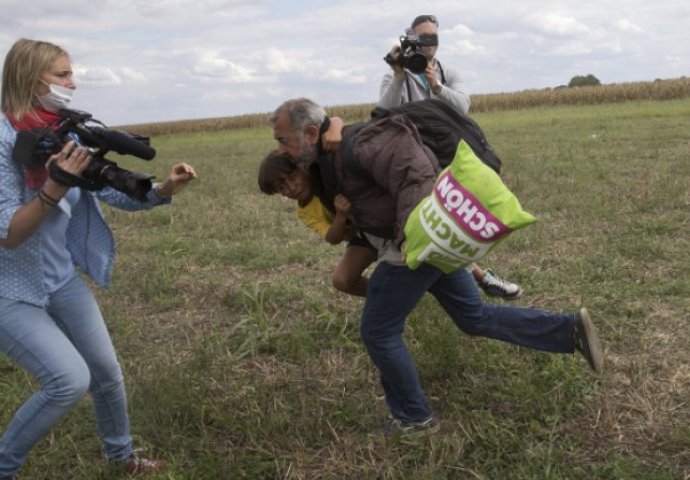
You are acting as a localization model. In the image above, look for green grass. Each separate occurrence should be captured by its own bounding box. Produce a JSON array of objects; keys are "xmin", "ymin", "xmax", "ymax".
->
[{"xmin": 2, "ymin": 98, "xmax": 689, "ymax": 479}]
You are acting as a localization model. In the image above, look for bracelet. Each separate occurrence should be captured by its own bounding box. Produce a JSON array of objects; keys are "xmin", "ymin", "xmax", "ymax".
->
[
  {"xmin": 40, "ymin": 190, "xmax": 61, "ymax": 205},
  {"xmin": 37, "ymin": 190, "xmax": 58, "ymax": 210}
]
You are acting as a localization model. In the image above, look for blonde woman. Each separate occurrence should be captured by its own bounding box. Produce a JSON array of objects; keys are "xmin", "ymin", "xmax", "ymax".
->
[{"xmin": 0, "ymin": 38, "xmax": 196, "ymax": 478}]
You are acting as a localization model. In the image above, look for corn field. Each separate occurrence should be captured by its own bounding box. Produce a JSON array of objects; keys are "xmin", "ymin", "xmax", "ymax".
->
[{"xmin": 120, "ymin": 76, "xmax": 690, "ymax": 136}]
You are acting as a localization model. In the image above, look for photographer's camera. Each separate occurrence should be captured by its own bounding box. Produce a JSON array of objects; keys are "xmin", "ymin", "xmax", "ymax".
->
[
  {"xmin": 12, "ymin": 108, "xmax": 156, "ymax": 201},
  {"xmin": 384, "ymin": 29, "xmax": 438, "ymax": 74}
]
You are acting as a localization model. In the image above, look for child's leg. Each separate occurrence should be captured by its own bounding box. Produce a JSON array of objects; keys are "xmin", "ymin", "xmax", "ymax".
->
[
  {"xmin": 471, "ymin": 262, "xmax": 523, "ymax": 300},
  {"xmin": 332, "ymin": 246, "xmax": 377, "ymax": 297},
  {"xmin": 470, "ymin": 262, "xmax": 486, "ymax": 281}
]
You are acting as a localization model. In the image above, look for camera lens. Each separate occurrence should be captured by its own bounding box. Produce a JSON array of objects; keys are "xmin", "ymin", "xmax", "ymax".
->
[
  {"xmin": 99, "ymin": 165, "xmax": 153, "ymax": 202},
  {"xmin": 405, "ymin": 52, "xmax": 428, "ymax": 74}
]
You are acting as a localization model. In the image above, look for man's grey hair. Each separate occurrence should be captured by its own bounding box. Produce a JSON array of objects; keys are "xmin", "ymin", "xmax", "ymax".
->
[{"xmin": 269, "ymin": 97, "xmax": 327, "ymax": 131}]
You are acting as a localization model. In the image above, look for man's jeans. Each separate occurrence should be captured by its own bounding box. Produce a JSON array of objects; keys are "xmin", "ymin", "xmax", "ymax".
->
[
  {"xmin": 360, "ymin": 262, "xmax": 575, "ymax": 423},
  {"xmin": 0, "ymin": 275, "xmax": 132, "ymax": 477}
]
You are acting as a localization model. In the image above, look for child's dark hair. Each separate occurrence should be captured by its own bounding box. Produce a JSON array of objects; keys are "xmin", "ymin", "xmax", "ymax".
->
[{"xmin": 257, "ymin": 150, "xmax": 299, "ymax": 195}]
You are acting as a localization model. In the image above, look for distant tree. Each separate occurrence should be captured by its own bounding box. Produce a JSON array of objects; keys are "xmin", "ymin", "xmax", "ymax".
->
[{"xmin": 568, "ymin": 74, "xmax": 601, "ymax": 87}]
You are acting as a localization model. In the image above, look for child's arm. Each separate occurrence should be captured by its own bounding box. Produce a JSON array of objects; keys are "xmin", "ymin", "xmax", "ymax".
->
[
  {"xmin": 321, "ymin": 116, "xmax": 344, "ymax": 152},
  {"xmin": 324, "ymin": 194, "xmax": 351, "ymax": 244}
]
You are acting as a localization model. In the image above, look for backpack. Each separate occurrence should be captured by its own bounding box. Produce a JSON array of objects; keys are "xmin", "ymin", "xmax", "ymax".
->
[
  {"xmin": 342, "ymin": 98, "xmax": 502, "ymax": 181},
  {"xmin": 312, "ymin": 99, "xmax": 503, "ymax": 239}
]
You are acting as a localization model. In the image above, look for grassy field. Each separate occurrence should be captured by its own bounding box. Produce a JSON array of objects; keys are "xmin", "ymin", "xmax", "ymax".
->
[{"xmin": 1, "ymin": 98, "xmax": 689, "ymax": 479}]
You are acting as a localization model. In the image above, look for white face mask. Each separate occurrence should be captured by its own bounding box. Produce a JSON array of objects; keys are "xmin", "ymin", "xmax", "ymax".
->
[{"xmin": 35, "ymin": 80, "xmax": 74, "ymax": 112}]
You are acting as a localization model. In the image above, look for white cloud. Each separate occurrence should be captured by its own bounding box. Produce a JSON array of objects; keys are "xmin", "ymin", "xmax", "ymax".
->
[
  {"xmin": 128, "ymin": 0, "xmax": 267, "ymax": 23},
  {"xmin": 444, "ymin": 24, "xmax": 473, "ymax": 36},
  {"xmin": 192, "ymin": 52, "xmax": 258, "ymax": 82},
  {"xmin": 120, "ymin": 67, "xmax": 149, "ymax": 83},
  {"xmin": 527, "ymin": 12, "xmax": 590, "ymax": 36},
  {"xmin": 75, "ymin": 66, "xmax": 123, "ymax": 86},
  {"xmin": 321, "ymin": 68, "xmax": 367, "ymax": 84},
  {"xmin": 550, "ymin": 41, "xmax": 595, "ymax": 56},
  {"xmin": 445, "ymin": 39, "xmax": 487, "ymax": 56},
  {"xmin": 664, "ymin": 55, "xmax": 688, "ymax": 71},
  {"xmin": 614, "ymin": 19, "xmax": 644, "ymax": 34},
  {"xmin": 201, "ymin": 89, "xmax": 257, "ymax": 102},
  {"xmin": 260, "ymin": 47, "xmax": 315, "ymax": 75},
  {"xmin": 3, "ymin": 0, "xmax": 687, "ymax": 124}
]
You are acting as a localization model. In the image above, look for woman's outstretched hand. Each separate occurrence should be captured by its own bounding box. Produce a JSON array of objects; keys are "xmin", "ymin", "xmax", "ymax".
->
[{"xmin": 155, "ymin": 163, "xmax": 197, "ymax": 197}]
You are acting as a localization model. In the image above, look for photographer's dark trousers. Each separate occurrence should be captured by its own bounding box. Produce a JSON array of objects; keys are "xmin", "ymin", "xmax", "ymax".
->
[{"xmin": 359, "ymin": 262, "xmax": 576, "ymax": 422}]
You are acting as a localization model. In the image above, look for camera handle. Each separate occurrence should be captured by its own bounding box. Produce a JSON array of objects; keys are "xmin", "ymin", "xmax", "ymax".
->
[{"xmin": 48, "ymin": 161, "xmax": 103, "ymax": 190}]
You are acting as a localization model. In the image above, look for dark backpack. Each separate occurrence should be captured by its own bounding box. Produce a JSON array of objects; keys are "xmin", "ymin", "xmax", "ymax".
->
[
  {"xmin": 312, "ymin": 99, "xmax": 503, "ymax": 238},
  {"xmin": 342, "ymin": 98, "xmax": 502, "ymax": 181}
]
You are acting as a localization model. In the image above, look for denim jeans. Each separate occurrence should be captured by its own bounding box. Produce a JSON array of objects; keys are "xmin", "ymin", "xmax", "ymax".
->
[
  {"xmin": 0, "ymin": 274, "xmax": 132, "ymax": 477},
  {"xmin": 360, "ymin": 262, "xmax": 576, "ymax": 423}
]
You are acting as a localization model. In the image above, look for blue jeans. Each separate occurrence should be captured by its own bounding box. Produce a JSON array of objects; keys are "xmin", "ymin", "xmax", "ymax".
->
[
  {"xmin": 0, "ymin": 275, "xmax": 132, "ymax": 477},
  {"xmin": 360, "ymin": 262, "xmax": 575, "ymax": 423}
]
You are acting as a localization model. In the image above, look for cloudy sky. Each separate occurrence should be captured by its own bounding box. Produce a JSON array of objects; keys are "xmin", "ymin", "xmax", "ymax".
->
[{"xmin": 1, "ymin": 0, "xmax": 687, "ymax": 126}]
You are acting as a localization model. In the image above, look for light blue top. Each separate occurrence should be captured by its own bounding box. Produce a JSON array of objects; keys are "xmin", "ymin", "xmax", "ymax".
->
[
  {"xmin": 0, "ymin": 115, "xmax": 171, "ymax": 306},
  {"xmin": 41, "ymin": 187, "xmax": 80, "ymax": 293}
]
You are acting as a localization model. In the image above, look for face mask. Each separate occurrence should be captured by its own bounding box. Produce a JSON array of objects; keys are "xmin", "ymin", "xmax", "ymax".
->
[{"xmin": 35, "ymin": 81, "xmax": 74, "ymax": 112}]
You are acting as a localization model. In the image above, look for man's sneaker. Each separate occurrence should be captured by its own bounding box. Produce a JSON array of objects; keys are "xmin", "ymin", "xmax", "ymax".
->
[
  {"xmin": 477, "ymin": 269, "xmax": 523, "ymax": 300},
  {"xmin": 373, "ymin": 415, "xmax": 440, "ymax": 437},
  {"xmin": 123, "ymin": 451, "xmax": 164, "ymax": 477},
  {"xmin": 574, "ymin": 308, "xmax": 604, "ymax": 374}
]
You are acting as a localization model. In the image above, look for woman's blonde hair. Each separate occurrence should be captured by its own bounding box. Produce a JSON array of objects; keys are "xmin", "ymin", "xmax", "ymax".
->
[{"xmin": 1, "ymin": 38, "xmax": 69, "ymax": 119}]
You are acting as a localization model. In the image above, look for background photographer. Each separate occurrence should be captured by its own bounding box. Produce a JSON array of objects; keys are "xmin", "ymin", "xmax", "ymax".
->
[
  {"xmin": 379, "ymin": 14, "xmax": 471, "ymax": 114},
  {"xmin": 0, "ymin": 38, "xmax": 196, "ymax": 478},
  {"xmin": 379, "ymin": 15, "xmax": 521, "ymax": 300}
]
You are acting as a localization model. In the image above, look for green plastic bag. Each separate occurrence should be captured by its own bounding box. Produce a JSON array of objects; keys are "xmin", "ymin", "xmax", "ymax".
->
[{"xmin": 403, "ymin": 140, "xmax": 537, "ymax": 273}]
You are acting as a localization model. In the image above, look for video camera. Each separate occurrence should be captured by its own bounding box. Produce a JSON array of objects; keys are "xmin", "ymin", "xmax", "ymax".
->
[
  {"xmin": 384, "ymin": 29, "xmax": 438, "ymax": 74},
  {"xmin": 12, "ymin": 108, "xmax": 157, "ymax": 201}
]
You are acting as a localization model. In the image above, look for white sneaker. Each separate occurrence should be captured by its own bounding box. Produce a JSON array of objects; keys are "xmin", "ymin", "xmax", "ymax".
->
[{"xmin": 478, "ymin": 269, "xmax": 523, "ymax": 300}]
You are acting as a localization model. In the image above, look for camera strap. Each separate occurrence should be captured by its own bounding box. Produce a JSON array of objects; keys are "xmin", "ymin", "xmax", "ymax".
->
[
  {"xmin": 405, "ymin": 60, "xmax": 447, "ymax": 100},
  {"xmin": 437, "ymin": 61, "xmax": 447, "ymax": 85},
  {"xmin": 48, "ymin": 161, "xmax": 103, "ymax": 190}
]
